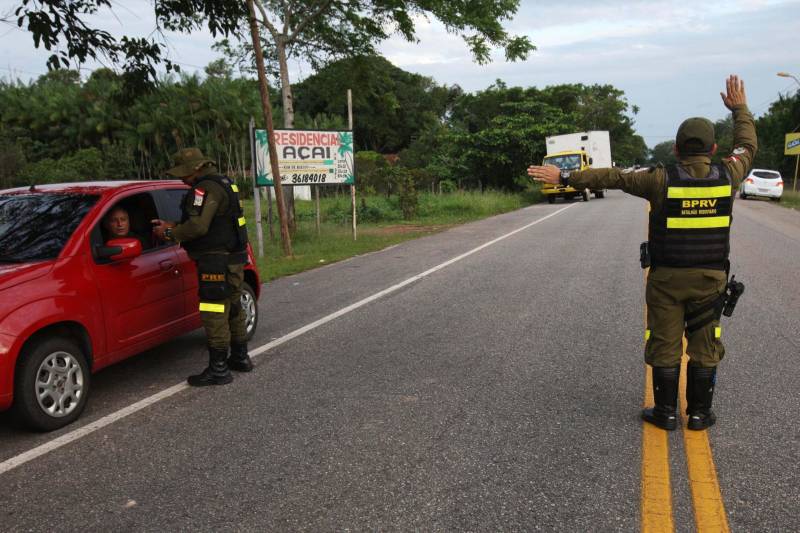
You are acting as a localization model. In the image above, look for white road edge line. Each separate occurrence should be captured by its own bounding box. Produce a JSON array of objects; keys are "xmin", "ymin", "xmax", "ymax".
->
[{"xmin": 0, "ymin": 203, "xmax": 575, "ymax": 476}]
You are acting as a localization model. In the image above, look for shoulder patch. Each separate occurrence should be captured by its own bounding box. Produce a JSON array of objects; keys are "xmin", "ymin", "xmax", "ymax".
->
[
  {"xmin": 193, "ymin": 188, "xmax": 206, "ymax": 207},
  {"xmin": 732, "ymin": 146, "xmax": 747, "ymax": 155},
  {"xmin": 622, "ymin": 165, "xmax": 651, "ymax": 174}
]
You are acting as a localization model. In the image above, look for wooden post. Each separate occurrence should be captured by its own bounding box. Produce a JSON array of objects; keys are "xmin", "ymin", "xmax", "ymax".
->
[
  {"xmin": 248, "ymin": 117, "xmax": 264, "ymax": 258},
  {"xmin": 794, "ymin": 154, "xmax": 799, "ymax": 193},
  {"xmin": 265, "ymin": 186, "xmax": 275, "ymax": 241},
  {"xmin": 315, "ymin": 185, "xmax": 321, "ymax": 236},
  {"xmin": 348, "ymin": 89, "xmax": 356, "ymax": 241},
  {"xmin": 246, "ymin": 0, "xmax": 292, "ymax": 257}
]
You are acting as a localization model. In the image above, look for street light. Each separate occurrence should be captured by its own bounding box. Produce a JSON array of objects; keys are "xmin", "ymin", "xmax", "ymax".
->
[{"xmin": 777, "ymin": 72, "xmax": 800, "ymax": 87}]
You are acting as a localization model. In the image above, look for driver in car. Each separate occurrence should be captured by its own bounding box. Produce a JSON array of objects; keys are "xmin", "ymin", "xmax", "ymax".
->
[{"xmin": 103, "ymin": 206, "xmax": 148, "ymax": 248}]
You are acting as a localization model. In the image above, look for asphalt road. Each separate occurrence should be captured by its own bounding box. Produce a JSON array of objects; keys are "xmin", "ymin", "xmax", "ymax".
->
[{"xmin": 1, "ymin": 192, "xmax": 798, "ymax": 531}]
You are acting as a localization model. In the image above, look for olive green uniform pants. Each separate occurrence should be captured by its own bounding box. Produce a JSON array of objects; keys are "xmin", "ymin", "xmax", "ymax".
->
[
  {"xmin": 645, "ymin": 267, "xmax": 727, "ymax": 368},
  {"xmin": 199, "ymin": 263, "xmax": 248, "ymax": 351}
]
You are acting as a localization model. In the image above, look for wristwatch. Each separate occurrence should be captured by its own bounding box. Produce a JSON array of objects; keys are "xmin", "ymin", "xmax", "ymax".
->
[{"xmin": 164, "ymin": 227, "xmax": 174, "ymax": 241}]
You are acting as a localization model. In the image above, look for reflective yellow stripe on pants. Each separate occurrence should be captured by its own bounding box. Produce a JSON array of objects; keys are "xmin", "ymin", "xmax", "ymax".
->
[{"xmin": 199, "ymin": 302, "xmax": 226, "ymax": 313}]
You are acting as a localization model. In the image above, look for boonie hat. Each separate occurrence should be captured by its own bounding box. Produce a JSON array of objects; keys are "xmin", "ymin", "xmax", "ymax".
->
[
  {"xmin": 166, "ymin": 147, "xmax": 214, "ymax": 177},
  {"xmin": 675, "ymin": 117, "xmax": 715, "ymax": 155}
]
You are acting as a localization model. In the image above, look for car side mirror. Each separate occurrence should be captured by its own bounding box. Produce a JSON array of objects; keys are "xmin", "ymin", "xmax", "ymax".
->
[{"xmin": 96, "ymin": 237, "xmax": 142, "ymax": 261}]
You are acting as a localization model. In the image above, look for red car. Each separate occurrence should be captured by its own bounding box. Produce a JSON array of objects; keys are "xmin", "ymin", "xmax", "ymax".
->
[{"xmin": 0, "ymin": 181, "xmax": 261, "ymax": 431}]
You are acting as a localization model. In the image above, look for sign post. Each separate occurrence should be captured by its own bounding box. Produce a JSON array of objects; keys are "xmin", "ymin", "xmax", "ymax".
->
[
  {"xmin": 348, "ymin": 89, "xmax": 356, "ymax": 241},
  {"xmin": 785, "ymin": 133, "xmax": 800, "ymax": 192},
  {"xmin": 248, "ymin": 117, "xmax": 264, "ymax": 258}
]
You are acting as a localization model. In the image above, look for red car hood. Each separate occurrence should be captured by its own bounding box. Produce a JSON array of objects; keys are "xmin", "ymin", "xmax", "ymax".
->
[{"xmin": 0, "ymin": 261, "xmax": 55, "ymax": 292}]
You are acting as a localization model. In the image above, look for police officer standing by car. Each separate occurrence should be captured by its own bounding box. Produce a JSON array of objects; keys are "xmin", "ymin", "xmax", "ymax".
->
[
  {"xmin": 527, "ymin": 75, "xmax": 757, "ymax": 431},
  {"xmin": 152, "ymin": 148, "xmax": 254, "ymax": 386}
]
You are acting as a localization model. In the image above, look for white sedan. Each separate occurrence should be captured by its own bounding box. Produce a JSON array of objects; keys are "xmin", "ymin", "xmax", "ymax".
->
[{"xmin": 740, "ymin": 169, "xmax": 783, "ymax": 201}]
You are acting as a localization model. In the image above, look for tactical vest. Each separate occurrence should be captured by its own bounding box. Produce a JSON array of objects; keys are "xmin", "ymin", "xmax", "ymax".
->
[
  {"xmin": 648, "ymin": 164, "xmax": 733, "ymax": 270},
  {"xmin": 181, "ymin": 174, "xmax": 248, "ymax": 257}
]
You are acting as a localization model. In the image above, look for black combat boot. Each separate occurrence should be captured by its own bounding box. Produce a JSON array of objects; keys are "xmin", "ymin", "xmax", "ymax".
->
[
  {"xmin": 227, "ymin": 342, "xmax": 253, "ymax": 372},
  {"xmin": 686, "ymin": 365, "xmax": 717, "ymax": 430},
  {"xmin": 642, "ymin": 366, "xmax": 680, "ymax": 430},
  {"xmin": 187, "ymin": 347, "xmax": 233, "ymax": 386}
]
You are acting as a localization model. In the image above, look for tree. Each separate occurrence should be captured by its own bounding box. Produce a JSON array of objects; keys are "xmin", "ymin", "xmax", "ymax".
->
[
  {"xmin": 754, "ymin": 91, "xmax": 800, "ymax": 182},
  {"xmin": 241, "ymin": 0, "xmax": 534, "ymax": 227},
  {"xmin": 293, "ymin": 55, "xmax": 458, "ymax": 153},
  {"xmin": 15, "ymin": 0, "xmax": 535, "ymax": 229},
  {"xmin": 649, "ymin": 141, "xmax": 678, "ymax": 166},
  {"xmin": 13, "ymin": 0, "xmax": 246, "ymax": 93}
]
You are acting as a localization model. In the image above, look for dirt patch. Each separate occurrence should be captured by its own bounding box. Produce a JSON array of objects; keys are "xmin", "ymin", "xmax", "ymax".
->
[{"xmin": 361, "ymin": 224, "xmax": 453, "ymax": 236}]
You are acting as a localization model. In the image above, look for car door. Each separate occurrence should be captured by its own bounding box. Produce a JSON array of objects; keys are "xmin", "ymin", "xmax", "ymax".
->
[
  {"xmin": 153, "ymin": 187, "xmax": 201, "ymax": 322},
  {"xmin": 90, "ymin": 191, "xmax": 185, "ymax": 356}
]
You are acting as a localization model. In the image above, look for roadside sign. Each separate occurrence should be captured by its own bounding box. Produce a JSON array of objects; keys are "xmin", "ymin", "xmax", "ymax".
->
[
  {"xmin": 785, "ymin": 133, "xmax": 800, "ymax": 155},
  {"xmin": 254, "ymin": 129, "xmax": 355, "ymax": 186}
]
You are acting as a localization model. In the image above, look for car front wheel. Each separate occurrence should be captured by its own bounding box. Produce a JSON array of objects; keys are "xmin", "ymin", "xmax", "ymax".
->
[
  {"xmin": 241, "ymin": 282, "xmax": 259, "ymax": 341},
  {"xmin": 13, "ymin": 336, "xmax": 91, "ymax": 432}
]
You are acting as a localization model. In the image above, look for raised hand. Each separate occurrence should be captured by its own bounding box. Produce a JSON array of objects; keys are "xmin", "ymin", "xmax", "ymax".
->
[{"xmin": 721, "ymin": 75, "xmax": 747, "ymax": 111}]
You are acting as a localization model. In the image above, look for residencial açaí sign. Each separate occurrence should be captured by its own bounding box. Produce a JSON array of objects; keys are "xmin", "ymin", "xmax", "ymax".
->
[
  {"xmin": 785, "ymin": 133, "xmax": 800, "ymax": 156},
  {"xmin": 254, "ymin": 129, "xmax": 354, "ymax": 186}
]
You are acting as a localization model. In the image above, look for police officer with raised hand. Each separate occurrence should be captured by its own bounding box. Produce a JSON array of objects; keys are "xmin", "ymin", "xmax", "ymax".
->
[
  {"xmin": 152, "ymin": 148, "xmax": 254, "ymax": 387},
  {"xmin": 527, "ymin": 75, "xmax": 757, "ymax": 431}
]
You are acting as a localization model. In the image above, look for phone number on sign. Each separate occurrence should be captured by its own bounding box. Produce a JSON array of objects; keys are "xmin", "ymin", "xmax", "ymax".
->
[{"xmin": 288, "ymin": 173, "xmax": 329, "ymax": 184}]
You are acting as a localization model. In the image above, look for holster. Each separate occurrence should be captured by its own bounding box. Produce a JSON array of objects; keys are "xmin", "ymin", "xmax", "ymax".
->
[
  {"xmin": 640, "ymin": 242, "xmax": 651, "ymax": 269},
  {"xmin": 197, "ymin": 254, "xmax": 231, "ymax": 301}
]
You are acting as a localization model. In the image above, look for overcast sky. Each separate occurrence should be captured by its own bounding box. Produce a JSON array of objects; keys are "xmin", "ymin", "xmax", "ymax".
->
[{"xmin": 1, "ymin": 0, "xmax": 798, "ymax": 148}]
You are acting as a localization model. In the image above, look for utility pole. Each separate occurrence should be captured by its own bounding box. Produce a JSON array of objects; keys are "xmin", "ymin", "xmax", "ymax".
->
[{"xmin": 247, "ymin": 0, "xmax": 292, "ymax": 256}]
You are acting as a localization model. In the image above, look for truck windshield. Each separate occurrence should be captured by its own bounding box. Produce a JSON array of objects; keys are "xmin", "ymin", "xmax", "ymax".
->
[
  {"xmin": 0, "ymin": 193, "xmax": 98, "ymax": 263},
  {"xmin": 543, "ymin": 154, "xmax": 582, "ymax": 170}
]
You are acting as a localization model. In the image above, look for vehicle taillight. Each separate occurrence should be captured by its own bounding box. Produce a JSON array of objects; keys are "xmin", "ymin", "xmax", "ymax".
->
[
  {"xmin": 744, "ymin": 178, "xmax": 754, "ymax": 184},
  {"xmin": 776, "ymin": 181, "xmax": 783, "ymax": 187}
]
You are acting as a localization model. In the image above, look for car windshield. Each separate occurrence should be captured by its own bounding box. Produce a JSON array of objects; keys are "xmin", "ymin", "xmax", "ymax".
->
[
  {"xmin": 753, "ymin": 171, "xmax": 780, "ymax": 180},
  {"xmin": 0, "ymin": 193, "xmax": 99, "ymax": 263},
  {"xmin": 543, "ymin": 154, "xmax": 581, "ymax": 170}
]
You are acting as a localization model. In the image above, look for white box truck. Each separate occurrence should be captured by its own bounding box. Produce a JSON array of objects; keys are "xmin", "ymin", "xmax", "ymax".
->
[{"xmin": 541, "ymin": 131, "xmax": 612, "ymax": 203}]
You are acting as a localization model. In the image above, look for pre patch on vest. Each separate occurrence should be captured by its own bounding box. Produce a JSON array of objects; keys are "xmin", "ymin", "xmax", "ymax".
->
[{"xmin": 201, "ymin": 273, "xmax": 226, "ymax": 282}]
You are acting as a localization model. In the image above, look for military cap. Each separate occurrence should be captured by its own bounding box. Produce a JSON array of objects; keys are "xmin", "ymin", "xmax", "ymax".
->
[
  {"xmin": 675, "ymin": 117, "xmax": 715, "ymax": 155},
  {"xmin": 166, "ymin": 147, "xmax": 214, "ymax": 177}
]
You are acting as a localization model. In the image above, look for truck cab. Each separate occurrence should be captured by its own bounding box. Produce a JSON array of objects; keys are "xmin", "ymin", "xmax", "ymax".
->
[
  {"xmin": 541, "ymin": 150, "xmax": 605, "ymax": 203},
  {"xmin": 540, "ymin": 131, "xmax": 611, "ymax": 204}
]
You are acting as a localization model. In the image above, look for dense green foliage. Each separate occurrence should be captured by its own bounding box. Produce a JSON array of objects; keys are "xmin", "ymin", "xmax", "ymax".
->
[
  {"xmin": 398, "ymin": 81, "xmax": 648, "ymax": 190},
  {"xmin": 1, "ymin": 56, "xmax": 648, "ymax": 194},
  {"xmin": 294, "ymin": 56, "xmax": 460, "ymax": 153}
]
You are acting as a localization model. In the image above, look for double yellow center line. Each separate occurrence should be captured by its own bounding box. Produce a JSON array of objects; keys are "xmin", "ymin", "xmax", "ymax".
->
[{"xmin": 640, "ymin": 268, "xmax": 730, "ymax": 532}]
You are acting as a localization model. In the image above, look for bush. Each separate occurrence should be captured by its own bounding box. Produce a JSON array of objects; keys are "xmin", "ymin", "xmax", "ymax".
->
[
  {"xmin": 439, "ymin": 179, "xmax": 457, "ymax": 193},
  {"xmin": 354, "ymin": 151, "xmax": 387, "ymax": 195},
  {"xmin": 18, "ymin": 148, "xmax": 106, "ymax": 184}
]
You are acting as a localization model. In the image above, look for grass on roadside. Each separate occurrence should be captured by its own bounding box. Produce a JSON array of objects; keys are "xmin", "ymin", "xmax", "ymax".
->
[
  {"xmin": 778, "ymin": 188, "xmax": 800, "ymax": 211},
  {"xmin": 243, "ymin": 189, "xmax": 540, "ymax": 281}
]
